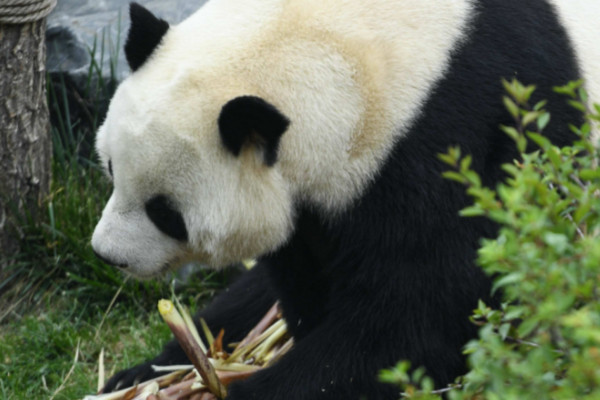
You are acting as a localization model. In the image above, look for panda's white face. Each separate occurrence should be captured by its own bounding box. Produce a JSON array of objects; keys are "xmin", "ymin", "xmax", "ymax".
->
[
  {"xmin": 92, "ymin": 74, "xmax": 295, "ymax": 277},
  {"xmin": 92, "ymin": 0, "xmax": 474, "ymax": 277}
]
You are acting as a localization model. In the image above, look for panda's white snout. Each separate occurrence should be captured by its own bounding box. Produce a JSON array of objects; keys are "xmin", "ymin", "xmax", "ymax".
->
[
  {"xmin": 91, "ymin": 215, "xmax": 183, "ymax": 277},
  {"xmin": 91, "ymin": 193, "xmax": 186, "ymax": 278},
  {"xmin": 92, "ymin": 248, "xmax": 129, "ymax": 270}
]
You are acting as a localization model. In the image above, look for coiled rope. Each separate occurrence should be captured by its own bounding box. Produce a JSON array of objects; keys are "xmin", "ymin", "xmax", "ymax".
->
[{"xmin": 0, "ymin": 0, "xmax": 57, "ymax": 24}]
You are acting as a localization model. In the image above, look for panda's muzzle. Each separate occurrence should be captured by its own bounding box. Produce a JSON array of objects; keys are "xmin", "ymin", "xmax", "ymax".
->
[{"xmin": 93, "ymin": 249, "xmax": 128, "ymax": 269}]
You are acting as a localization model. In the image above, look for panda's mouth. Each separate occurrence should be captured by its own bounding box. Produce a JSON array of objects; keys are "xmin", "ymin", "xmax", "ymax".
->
[
  {"xmin": 120, "ymin": 248, "xmax": 200, "ymax": 279},
  {"xmin": 122, "ymin": 262, "xmax": 175, "ymax": 280},
  {"xmin": 117, "ymin": 258, "xmax": 183, "ymax": 280},
  {"xmin": 156, "ymin": 252, "xmax": 195, "ymax": 277}
]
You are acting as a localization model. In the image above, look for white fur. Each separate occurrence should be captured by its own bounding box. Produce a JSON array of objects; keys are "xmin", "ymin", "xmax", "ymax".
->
[
  {"xmin": 550, "ymin": 0, "xmax": 600, "ymax": 141},
  {"xmin": 93, "ymin": 75, "xmax": 295, "ymax": 275},
  {"xmin": 147, "ymin": 0, "xmax": 474, "ymax": 211},
  {"xmin": 92, "ymin": 0, "xmax": 599, "ymax": 277}
]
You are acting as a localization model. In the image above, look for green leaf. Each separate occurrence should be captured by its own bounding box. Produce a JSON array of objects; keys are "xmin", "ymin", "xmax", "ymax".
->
[
  {"xmin": 533, "ymin": 100, "xmax": 548, "ymax": 111},
  {"xmin": 563, "ymin": 181, "xmax": 584, "ymax": 198},
  {"xmin": 574, "ymin": 201, "xmax": 591, "ymax": 224},
  {"xmin": 517, "ymin": 317, "xmax": 538, "ymax": 338},
  {"xmin": 522, "ymin": 111, "xmax": 541, "ymax": 127},
  {"xmin": 547, "ymin": 147, "xmax": 562, "ymax": 168},
  {"xmin": 460, "ymin": 155, "xmax": 473, "ymax": 172},
  {"xmin": 437, "ymin": 152, "xmax": 457, "ymax": 167},
  {"xmin": 498, "ymin": 323, "xmax": 511, "ymax": 340},
  {"xmin": 537, "ymin": 112, "xmax": 551, "ymax": 131},
  {"xmin": 581, "ymin": 122, "xmax": 592, "ymax": 136},
  {"xmin": 517, "ymin": 135, "xmax": 527, "ymax": 154},
  {"xmin": 501, "ymin": 163, "xmax": 521, "ymax": 177},
  {"xmin": 504, "ymin": 306, "xmax": 527, "ymax": 321},
  {"xmin": 543, "ymin": 232, "xmax": 568, "ymax": 253},
  {"xmin": 464, "ymin": 170, "xmax": 482, "ymax": 187},
  {"xmin": 448, "ymin": 146, "xmax": 462, "ymax": 160},
  {"xmin": 477, "ymin": 299, "xmax": 489, "ymax": 313},
  {"xmin": 522, "ymin": 84, "xmax": 537, "ymax": 103},
  {"xmin": 502, "ymin": 78, "xmax": 517, "ymax": 99},
  {"xmin": 553, "ymin": 85, "xmax": 572, "ymax": 97},
  {"xmin": 554, "ymin": 80, "xmax": 582, "ymax": 98},
  {"xmin": 501, "ymin": 125, "xmax": 520, "ymax": 141},
  {"xmin": 579, "ymin": 169, "xmax": 600, "ymax": 181},
  {"xmin": 442, "ymin": 171, "xmax": 468, "ymax": 184},
  {"xmin": 503, "ymin": 96, "xmax": 520, "ymax": 119},
  {"xmin": 527, "ymin": 132, "xmax": 550, "ymax": 149},
  {"xmin": 460, "ymin": 206, "xmax": 485, "ymax": 217},
  {"xmin": 492, "ymin": 272, "xmax": 525, "ymax": 294},
  {"xmin": 578, "ymin": 87, "xmax": 589, "ymax": 104},
  {"xmin": 568, "ymin": 99, "xmax": 587, "ymax": 113}
]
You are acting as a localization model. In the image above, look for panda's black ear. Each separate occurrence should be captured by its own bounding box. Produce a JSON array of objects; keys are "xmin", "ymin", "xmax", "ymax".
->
[
  {"xmin": 125, "ymin": 2, "xmax": 170, "ymax": 72},
  {"xmin": 218, "ymin": 96, "xmax": 290, "ymax": 166}
]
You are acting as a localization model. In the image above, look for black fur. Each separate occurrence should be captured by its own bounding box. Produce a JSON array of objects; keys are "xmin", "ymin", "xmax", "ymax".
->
[
  {"xmin": 125, "ymin": 3, "xmax": 169, "ymax": 72},
  {"xmin": 218, "ymin": 96, "xmax": 290, "ymax": 166},
  {"xmin": 104, "ymin": 0, "xmax": 584, "ymax": 398},
  {"xmin": 145, "ymin": 195, "xmax": 188, "ymax": 242}
]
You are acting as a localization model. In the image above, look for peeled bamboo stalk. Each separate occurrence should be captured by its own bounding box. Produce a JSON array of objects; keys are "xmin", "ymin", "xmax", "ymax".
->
[
  {"xmin": 85, "ymin": 370, "xmax": 188, "ymax": 400},
  {"xmin": 84, "ymin": 301, "xmax": 290, "ymax": 400},
  {"xmin": 158, "ymin": 300, "xmax": 227, "ymax": 399},
  {"xmin": 233, "ymin": 303, "xmax": 280, "ymax": 350}
]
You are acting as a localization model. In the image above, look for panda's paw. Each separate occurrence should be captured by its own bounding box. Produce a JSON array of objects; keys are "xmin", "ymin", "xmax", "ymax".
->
[
  {"xmin": 101, "ymin": 360, "xmax": 161, "ymax": 393},
  {"xmin": 102, "ymin": 340, "xmax": 189, "ymax": 393}
]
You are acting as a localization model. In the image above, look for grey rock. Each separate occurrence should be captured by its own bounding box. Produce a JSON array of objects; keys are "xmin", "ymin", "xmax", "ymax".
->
[
  {"xmin": 46, "ymin": 26, "xmax": 90, "ymax": 74},
  {"xmin": 47, "ymin": 0, "xmax": 208, "ymax": 80}
]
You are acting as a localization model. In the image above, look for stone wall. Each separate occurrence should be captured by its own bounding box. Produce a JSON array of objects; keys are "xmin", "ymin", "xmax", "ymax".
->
[{"xmin": 47, "ymin": 0, "xmax": 208, "ymax": 80}]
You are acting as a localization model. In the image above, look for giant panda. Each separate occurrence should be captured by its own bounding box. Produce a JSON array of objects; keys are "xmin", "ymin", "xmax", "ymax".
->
[{"xmin": 92, "ymin": 0, "xmax": 600, "ymax": 398}]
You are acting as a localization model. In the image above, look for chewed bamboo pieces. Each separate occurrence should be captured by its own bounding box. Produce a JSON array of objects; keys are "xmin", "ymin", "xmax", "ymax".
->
[{"xmin": 84, "ymin": 302, "xmax": 291, "ymax": 400}]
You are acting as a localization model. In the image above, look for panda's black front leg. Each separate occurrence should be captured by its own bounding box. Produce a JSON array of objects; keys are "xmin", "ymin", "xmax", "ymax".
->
[
  {"xmin": 224, "ymin": 293, "xmax": 402, "ymax": 400},
  {"xmin": 102, "ymin": 263, "xmax": 276, "ymax": 392},
  {"xmin": 225, "ymin": 250, "xmax": 483, "ymax": 399}
]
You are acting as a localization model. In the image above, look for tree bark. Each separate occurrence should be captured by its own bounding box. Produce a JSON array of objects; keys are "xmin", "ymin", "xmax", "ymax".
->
[{"xmin": 0, "ymin": 20, "xmax": 52, "ymax": 270}]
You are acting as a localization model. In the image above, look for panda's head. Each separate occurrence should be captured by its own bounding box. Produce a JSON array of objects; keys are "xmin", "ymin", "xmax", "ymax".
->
[
  {"xmin": 91, "ymin": 3, "xmax": 299, "ymax": 277},
  {"xmin": 92, "ymin": 1, "xmax": 473, "ymax": 277}
]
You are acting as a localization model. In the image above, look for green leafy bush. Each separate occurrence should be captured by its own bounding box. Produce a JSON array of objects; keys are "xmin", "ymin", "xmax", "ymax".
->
[{"xmin": 380, "ymin": 80, "xmax": 600, "ymax": 399}]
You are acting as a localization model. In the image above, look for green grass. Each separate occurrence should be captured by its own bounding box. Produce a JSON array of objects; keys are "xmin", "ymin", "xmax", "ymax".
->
[
  {"xmin": 0, "ymin": 296, "xmax": 172, "ymax": 399},
  {"xmin": 0, "ymin": 28, "xmax": 229, "ymax": 398},
  {"xmin": 1, "ymin": 262, "xmax": 228, "ymax": 398}
]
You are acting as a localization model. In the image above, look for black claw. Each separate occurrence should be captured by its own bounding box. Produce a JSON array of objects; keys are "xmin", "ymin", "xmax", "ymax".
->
[
  {"xmin": 102, "ymin": 341, "xmax": 189, "ymax": 393},
  {"xmin": 102, "ymin": 361, "xmax": 163, "ymax": 393}
]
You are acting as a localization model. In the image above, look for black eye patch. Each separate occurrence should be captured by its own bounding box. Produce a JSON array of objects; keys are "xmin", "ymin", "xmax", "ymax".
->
[
  {"xmin": 108, "ymin": 160, "xmax": 113, "ymax": 177},
  {"xmin": 144, "ymin": 195, "xmax": 188, "ymax": 242}
]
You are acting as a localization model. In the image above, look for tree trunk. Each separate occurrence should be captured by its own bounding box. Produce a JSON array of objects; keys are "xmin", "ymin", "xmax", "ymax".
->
[{"xmin": 0, "ymin": 20, "xmax": 52, "ymax": 270}]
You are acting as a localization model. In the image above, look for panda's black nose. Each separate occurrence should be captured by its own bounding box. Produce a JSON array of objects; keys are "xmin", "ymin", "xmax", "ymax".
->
[{"xmin": 93, "ymin": 249, "xmax": 128, "ymax": 269}]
